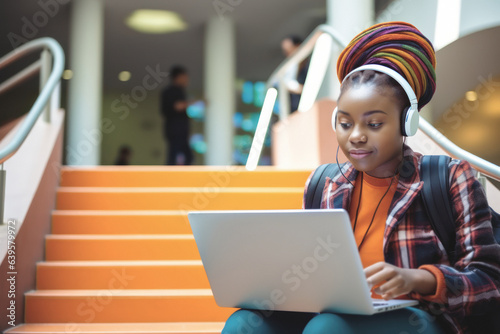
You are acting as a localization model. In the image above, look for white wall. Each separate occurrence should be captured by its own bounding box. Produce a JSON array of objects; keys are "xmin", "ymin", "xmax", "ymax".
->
[
  {"xmin": 460, "ymin": 0, "xmax": 500, "ymax": 37},
  {"xmin": 375, "ymin": 0, "xmax": 438, "ymax": 42},
  {"xmin": 376, "ymin": 0, "xmax": 500, "ymax": 44}
]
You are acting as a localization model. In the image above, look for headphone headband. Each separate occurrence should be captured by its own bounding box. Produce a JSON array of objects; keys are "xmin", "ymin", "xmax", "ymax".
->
[
  {"xmin": 342, "ymin": 64, "xmax": 418, "ymax": 111},
  {"xmin": 333, "ymin": 64, "xmax": 420, "ymax": 136}
]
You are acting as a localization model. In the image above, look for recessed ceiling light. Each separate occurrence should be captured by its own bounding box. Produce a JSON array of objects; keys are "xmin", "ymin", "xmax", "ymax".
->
[
  {"xmin": 118, "ymin": 71, "xmax": 131, "ymax": 82},
  {"xmin": 62, "ymin": 69, "xmax": 73, "ymax": 80},
  {"xmin": 126, "ymin": 9, "xmax": 187, "ymax": 34},
  {"xmin": 465, "ymin": 90, "xmax": 478, "ymax": 102}
]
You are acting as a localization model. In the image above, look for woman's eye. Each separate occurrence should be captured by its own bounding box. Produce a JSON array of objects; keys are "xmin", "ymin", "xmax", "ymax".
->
[
  {"xmin": 339, "ymin": 123, "xmax": 352, "ymax": 129},
  {"xmin": 368, "ymin": 123, "xmax": 382, "ymax": 128}
]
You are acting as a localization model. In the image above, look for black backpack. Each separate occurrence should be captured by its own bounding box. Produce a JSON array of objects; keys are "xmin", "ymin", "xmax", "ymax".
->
[{"xmin": 304, "ymin": 155, "xmax": 500, "ymax": 332}]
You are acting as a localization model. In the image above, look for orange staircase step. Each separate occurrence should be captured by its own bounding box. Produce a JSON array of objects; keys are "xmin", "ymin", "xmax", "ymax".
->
[
  {"xmin": 4, "ymin": 322, "xmax": 225, "ymax": 334},
  {"xmin": 60, "ymin": 166, "xmax": 311, "ymax": 188},
  {"xmin": 56, "ymin": 187, "xmax": 304, "ymax": 210},
  {"xmin": 51, "ymin": 210, "xmax": 192, "ymax": 234},
  {"xmin": 45, "ymin": 235, "xmax": 200, "ymax": 261},
  {"xmin": 24, "ymin": 289, "xmax": 236, "ymax": 323},
  {"xmin": 9, "ymin": 166, "xmax": 310, "ymax": 333},
  {"xmin": 37, "ymin": 260, "xmax": 210, "ymax": 290}
]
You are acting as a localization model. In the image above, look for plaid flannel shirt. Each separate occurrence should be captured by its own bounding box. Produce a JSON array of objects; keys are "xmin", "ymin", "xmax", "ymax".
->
[{"xmin": 303, "ymin": 145, "xmax": 500, "ymax": 333}]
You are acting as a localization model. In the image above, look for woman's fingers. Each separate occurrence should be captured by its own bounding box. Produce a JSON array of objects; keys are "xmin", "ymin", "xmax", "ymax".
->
[
  {"xmin": 366, "ymin": 263, "xmax": 417, "ymax": 300},
  {"xmin": 380, "ymin": 285, "xmax": 412, "ymax": 300},
  {"xmin": 374, "ymin": 274, "xmax": 404, "ymax": 294},
  {"xmin": 366, "ymin": 264, "xmax": 398, "ymax": 287}
]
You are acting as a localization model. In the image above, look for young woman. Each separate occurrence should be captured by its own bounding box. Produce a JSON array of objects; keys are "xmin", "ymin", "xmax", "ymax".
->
[{"xmin": 222, "ymin": 21, "xmax": 500, "ymax": 334}]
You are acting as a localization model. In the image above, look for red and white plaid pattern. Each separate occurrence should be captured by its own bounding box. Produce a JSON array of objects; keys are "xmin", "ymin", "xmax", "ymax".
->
[{"xmin": 303, "ymin": 145, "xmax": 500, "ymax": 333}]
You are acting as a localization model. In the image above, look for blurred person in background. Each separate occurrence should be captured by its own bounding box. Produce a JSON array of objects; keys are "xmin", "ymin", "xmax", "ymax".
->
[
  {"xmin": 114, "ymin": 145, "xmax": 132, "ymax": 165},
  {"xmin": 160, "ymin": 65, "xmax": 193, "ymax": 165},
  {"xmin": 280, "ymin": 35, "xmax": 310, "ymax": 113}
]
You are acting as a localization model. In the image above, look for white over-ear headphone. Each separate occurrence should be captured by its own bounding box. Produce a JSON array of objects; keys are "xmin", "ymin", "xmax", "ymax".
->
[{"xmin": 331, "ymin": 64, "xmax": 419, "ymax": 137}]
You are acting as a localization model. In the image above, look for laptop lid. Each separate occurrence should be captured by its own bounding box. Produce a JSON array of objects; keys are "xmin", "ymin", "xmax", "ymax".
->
[{"xmin": 189, "ymin": 209, "xmax": 381, "ymax": 315}]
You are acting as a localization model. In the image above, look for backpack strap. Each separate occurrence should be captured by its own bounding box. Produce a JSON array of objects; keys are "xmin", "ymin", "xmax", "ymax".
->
[
  {"xmin": 305, "ymin": 163, "xmax": 343, "ymax": 209},
  {"xmin": 420, "ymin": 155, "xmax": 457, "ymax": 263}
]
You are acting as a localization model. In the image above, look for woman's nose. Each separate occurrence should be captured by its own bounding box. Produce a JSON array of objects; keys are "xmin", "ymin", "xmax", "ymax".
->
[{"xmin": 349, "ymin": 126, "xmax": 367, "ymax": 143}]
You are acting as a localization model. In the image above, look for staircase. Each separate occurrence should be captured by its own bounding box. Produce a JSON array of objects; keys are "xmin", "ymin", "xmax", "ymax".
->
[{"xmin": 6, "ymin": 166, "xmax": 310, "ymax": 334}]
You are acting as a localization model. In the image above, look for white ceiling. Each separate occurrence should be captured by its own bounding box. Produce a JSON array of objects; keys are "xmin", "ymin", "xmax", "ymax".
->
[
  {"xmin": 0, "ymin": 0, "xmax": 328, "ymax": 93},
  {"xmin": 103, "ymin": 0, "xmax": 327, "ymax": 91}
]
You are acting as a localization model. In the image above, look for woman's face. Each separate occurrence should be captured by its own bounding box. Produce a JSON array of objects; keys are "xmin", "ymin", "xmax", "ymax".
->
[{"xmin": 335, "ymin": 84, "xmax": 405, "ymax": 178}]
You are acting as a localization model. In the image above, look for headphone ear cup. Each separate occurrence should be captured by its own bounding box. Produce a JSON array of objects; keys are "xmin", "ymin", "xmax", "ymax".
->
[
  {"xmin": 331, "ymin": 107, "xmax": 338, "ymax": 132},
  {"xmin": 401, "ymin": 106, "xmax": 419, "ymax": 136},
  {"xmin": 400, "ymin": 107, "xmax": 409, "ymax": 136}
]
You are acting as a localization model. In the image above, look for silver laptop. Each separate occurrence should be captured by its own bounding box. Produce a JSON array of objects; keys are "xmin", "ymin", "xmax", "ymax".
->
[{"xmin": 188, "ymin": 209, "xmax": 418, "ymax": 315}]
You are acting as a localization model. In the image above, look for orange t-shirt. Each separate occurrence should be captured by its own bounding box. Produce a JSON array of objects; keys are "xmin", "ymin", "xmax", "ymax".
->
[{"xmin": 348, "ymin": 172, "xmax": 399, "ymax": 269}]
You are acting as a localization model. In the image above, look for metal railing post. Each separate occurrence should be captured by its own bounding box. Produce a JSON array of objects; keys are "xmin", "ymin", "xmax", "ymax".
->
[
  {"xmin": 40, "ymin": 48, "xmax": 52, "ymax": 123},
  {"xmin": 278, "ymin": 80, "xmax": 290, "ymax": 120}
]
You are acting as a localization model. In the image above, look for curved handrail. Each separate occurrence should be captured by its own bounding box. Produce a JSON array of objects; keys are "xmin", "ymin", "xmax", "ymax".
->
[
  {"xmin": 0, "ymin": 60, "xmax": 42, "ymax": 95},
  {"xmin": 266, "ymin": 24, "xmax": 348, "ymax": 90},
  {"xmin": 246, "ymin": 25, "xmax": 347, "ymax": 170},
  {"xmin": 419, "ymin": 118, "xmax": 500, "ymax": 181},
  {"xmin": 247, "ymin": 24, "xmax": 500, "ymax": 182},
  {"xmin": 0, "ymin": 37, "xmax": 65, "ymax": 164}
]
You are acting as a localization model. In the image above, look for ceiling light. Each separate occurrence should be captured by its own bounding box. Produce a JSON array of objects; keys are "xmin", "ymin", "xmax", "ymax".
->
[
  {"xmin": 62, "ymin": 69, "xmax": 73, "ymax": 80},
  {"xmin": 126, "ymin": 9, "xmax": 187, "ymax": 34},
  {"xmin": 118, "ymin": 71, "xmax": 131, "ymax": 82},
  {"xmin": 465, "ymin": 91, "xmax": 478, "ymax": 102}
]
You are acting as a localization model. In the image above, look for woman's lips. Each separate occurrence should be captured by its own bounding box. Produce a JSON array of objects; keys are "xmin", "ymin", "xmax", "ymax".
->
[{"xmin": 349, "ymin": 150, "xmax": 373, "ymax": 159}]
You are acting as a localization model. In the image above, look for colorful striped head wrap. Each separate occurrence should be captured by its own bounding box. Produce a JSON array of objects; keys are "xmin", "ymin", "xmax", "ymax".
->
[{"xmin": 337, "ymin": 21, "xmax": 436, "ymax": 110}]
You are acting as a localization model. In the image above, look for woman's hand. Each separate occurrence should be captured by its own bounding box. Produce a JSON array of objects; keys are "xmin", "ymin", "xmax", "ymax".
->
[{"xmin": 364, "ymin": 262, "xmax": 437, "ymax": 300}]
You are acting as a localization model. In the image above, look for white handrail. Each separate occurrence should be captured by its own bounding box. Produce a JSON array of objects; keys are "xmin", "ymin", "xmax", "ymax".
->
[
  {"xmin": 0, "ymin": 37, "xmax": 64, "ymax": 164},
  {"xmin": 0, "ymin": 60, "xmax": 42, "ymax": 95},
  {"xmin": 246, "ymin": 25, "xmax": 347, "ymax": 171},
  {"xmin": 266, "ymin": 24, "xmax": 348, "ymax": 111},
  {"xmin": 419, "ymin": 118, "xmax": 500, "ymax": 180},
  {"xmin": 247, "ymin": 25, "xmax": 500, "ymax": 182}
]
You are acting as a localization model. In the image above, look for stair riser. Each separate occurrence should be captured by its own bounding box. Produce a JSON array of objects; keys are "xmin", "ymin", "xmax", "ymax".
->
[
  {"xmin": 46, "ymin": 239, "xmax": 201, "ymax": 261},
  {"xmin": 37, "ymin": 265, "xmax": 210, "ymax": 289},
  {"xmin": 51, "ymin": 214, "xmax": 192, "ymax": 234},
  {"xmin": 60, "ymin": 169, "xmax": 311, "ymax": 188},
  {"xmin": 56, "ymin": 190, "xmax": 303, "ymax": 210},
  {"xmin": 25, "ymin": 296, "xmax": 235, "ymax": 323},
  {"xmin": 19, "ymin": 167, "xmax": 305, "ymax": 331}
]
